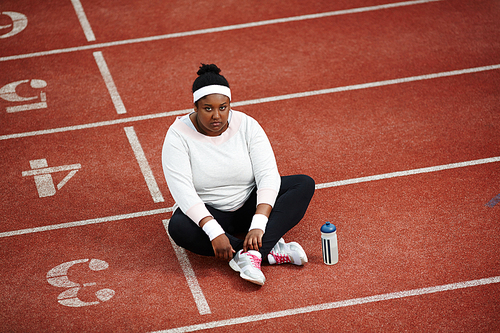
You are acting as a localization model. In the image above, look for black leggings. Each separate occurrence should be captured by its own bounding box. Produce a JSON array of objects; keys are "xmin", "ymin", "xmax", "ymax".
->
[{"xmin": 168, "ymin": 174, "xmax": 315, "ymax": 258}]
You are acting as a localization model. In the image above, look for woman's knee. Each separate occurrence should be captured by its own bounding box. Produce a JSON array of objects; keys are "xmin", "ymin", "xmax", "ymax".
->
[
  {"xmin": 167, "ymin": 218, "xmax": 183, "ymax": 245},
  {"xmin": 279, "ymin": 174, "xmax": 315, "ymax": 205},
  {"xmin": 168, "ymin": 212, "xmax": 195, "ymax": 245},
  {"xmin": 296, "ymin": 174, "xmax": 315, "ymax": 198},
  {"xmin": 301, "ymin": 174, "xmax": 315, "ymax": 188}
]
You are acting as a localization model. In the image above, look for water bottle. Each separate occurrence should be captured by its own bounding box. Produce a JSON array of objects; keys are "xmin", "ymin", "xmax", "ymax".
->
[{"xmin": 321, "ymin": 221, "xmax": 338, "ymax": 265}]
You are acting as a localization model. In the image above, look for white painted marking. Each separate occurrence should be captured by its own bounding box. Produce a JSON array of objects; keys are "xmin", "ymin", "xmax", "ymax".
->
[
  {"xmin": 95, "ymin": 288, "xmax": 115, "ymax": 302},
  {"xmin": 0, "ymin": 108, "xmax": 190, "ymax": 141},
  {"xmin": 89, "ymin": 259, "xmax": 109, "ymax": 271},
  {"xmin": 32, "ymin": 173, "xmax": 56, "ymax": 197},
  {"xmin": 0, "ymin": 79, "xmax": 48, "ymax": 113},
  {"xmin": 1, "ymin": 64, "xmax": 499, "ymax": 141},
  {"xmin": 0, "ymin": 80, "xmax": 44, "ymax": 101},
  {"xmin": 6, "ymin": 102, "xmax": 47, "ymax": 113},
  {"xmin": 232, "ymin": 64, "xmax": 500, "ymax": 107},
  {"xmin": 162, "ymin": 220, "xmax": 211, "ymax": 315},
  {"xmin": 124, "ymin": 126, "xmax": 165, "ymax": 203},
  {"xmin": 47, "ymin": 259, "xmax": 114, "ymax": 307},
  {"xmin": 21, "ymin": 163, "xmax": 81, "ymax": 177},
  {"xmin": 2, "ymin": 156, "xmax": 499, "ymax": 238},
  {"xmin": 0, "ymin": 0, "xmax": 442, "ymax": 62},
  {"xmin": 57, "ymin": 170, "xmax": 78, "ymax": 190},
  {"xmin": 47, "ymin": 259, "xmax": 88, "ymax": 278},
  {"xmin": 153, "ymin": 276, "xmax": 500, "ymax": 333},
  {"xmin": 0, "ymin": 12, "xmax": 28, "ymax": 39},
  {"xmin": 93, "ymin": 51, "xmax": 127, "ymax": 114},
  {"xmin": 0, "ymin": 207, "xmax": 173, "ymax": 238},
  {"xmin": 22, "ymin": 159, "xmax": 81, "ymax": 197},
  {"xmin": 70, "ymin": 0, "xmax": 96, "ymax": 42},
  {"xmin": 316, "ymin": 156, "xmax": 500, "ymax": 189}
]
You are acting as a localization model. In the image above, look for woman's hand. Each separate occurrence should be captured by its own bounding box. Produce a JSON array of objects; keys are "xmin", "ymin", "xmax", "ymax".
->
[
  {"xmin": 243, "ymin": 229, "xmax": 264, "ymax": 252},
  {"xmin": 211, "ymin": 234, "xmax": 235, "ymax": 261}
]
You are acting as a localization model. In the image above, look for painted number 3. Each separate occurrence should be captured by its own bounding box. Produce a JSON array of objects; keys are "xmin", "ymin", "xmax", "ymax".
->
[{"xmin": 47, "ymin": 259, "xmax": 115, "ymax": 307}]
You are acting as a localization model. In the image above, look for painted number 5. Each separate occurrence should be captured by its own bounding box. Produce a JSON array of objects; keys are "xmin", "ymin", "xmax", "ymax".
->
[{"xmin": 47, "ymin": 259, "xmax": 115, "ymax": 307}]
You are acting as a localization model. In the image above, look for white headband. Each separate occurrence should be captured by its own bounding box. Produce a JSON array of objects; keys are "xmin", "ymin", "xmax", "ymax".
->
[{"xmin": 193, "ymin": 85, "xmax": 231, "ymax": 103}]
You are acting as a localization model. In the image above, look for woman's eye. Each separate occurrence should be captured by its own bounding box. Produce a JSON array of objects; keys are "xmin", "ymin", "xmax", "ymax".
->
[
  {"xmin": 205, "ymin": 107, "xmax": 212, "ymax": 111},
  {"xmin": 220, "ymin": 106, "xmax": 226, "ymax": 111}
]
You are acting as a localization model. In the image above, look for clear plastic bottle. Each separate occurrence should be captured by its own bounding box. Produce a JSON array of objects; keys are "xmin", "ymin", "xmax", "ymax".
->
[{"xmin": 321, "ymin": 222, "xmax": 338, "ymax": 265}]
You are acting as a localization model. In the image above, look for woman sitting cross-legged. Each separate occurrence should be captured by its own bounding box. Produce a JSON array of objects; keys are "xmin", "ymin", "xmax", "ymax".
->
[{"xmin": 162, "ymin": 64, "xmax": 315, "ymax": 285}]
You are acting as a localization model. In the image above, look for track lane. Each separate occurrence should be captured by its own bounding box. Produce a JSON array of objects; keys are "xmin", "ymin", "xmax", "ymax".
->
[
  {"xmin": 0, "ymin": 126, "xmax": 174, "ymax": 233},
  {"xmin": 0, "ymin": 217, "xmax": 202, "ymax": 332}
]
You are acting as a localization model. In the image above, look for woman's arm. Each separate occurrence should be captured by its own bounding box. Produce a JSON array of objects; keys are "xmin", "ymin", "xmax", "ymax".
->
[
  {"xmin": 163, "ymin": 128, "xmax": 235, "ymax": 260},
  {"xmin": 242, "ymin": 117, "xmax": 281, "ymax": 252},
  {"xmin": 162, "ymin": 128, "xmax": 211, "ymax": 224},
  {"xmin": 243, "ymin": 203, "xmax": 272, "ymax": 252}
]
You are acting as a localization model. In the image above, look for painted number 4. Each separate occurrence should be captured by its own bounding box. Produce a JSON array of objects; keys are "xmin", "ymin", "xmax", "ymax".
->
[
  {"xmin": 22, "ymin": 159, "xmax": 81, "ymax": 198},
  {"xmin": 47, "ymin": 259, "xmax": 115, "ymax": 307}
]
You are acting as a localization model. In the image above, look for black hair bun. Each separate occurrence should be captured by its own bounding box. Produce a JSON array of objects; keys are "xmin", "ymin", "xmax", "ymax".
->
[
  {"xmin": 192, "ymin": 63, "xmax": 229, "ymax": 93},
  {"xmin": 197, "ymin": 63, "xmax": 221, "ymax": 76}
]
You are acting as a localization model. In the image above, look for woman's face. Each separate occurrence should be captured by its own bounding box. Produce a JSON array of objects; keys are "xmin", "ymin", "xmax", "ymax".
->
[{"xmin": 194, "ymin": 93, "xmax": 230, "ymax": 136}]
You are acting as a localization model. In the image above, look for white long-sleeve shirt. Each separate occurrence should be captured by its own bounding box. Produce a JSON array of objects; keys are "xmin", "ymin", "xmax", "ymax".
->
[{"xmin": 162, "ymin": 110, "xmax": 281, "ymax": 225}]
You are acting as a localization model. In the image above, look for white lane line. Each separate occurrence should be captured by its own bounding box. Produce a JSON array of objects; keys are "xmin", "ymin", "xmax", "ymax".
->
[
  {"xmin": 0, "ymin": 109, "xmax": 190, "ymax": 141},
  {"xmin": 153, "ymin": 276, "xmax": 500, "ymax": 333},
  {"xmin": 124, "ymin": 126, "xmax": 165, "ymax": 203},
  {"xmin": 93, "ymin": 51, "xmax": 127, "ymax": 114},
  {"xmin": 316, "ymin": 156, "xmax": 500, "ymax": 189},
  {"xmin": 162, "ymin": 220, "xmax": 211, "ymax": 315},
  {"xmin": 1, "ymin": 155, "xmax": 498, "ymax": 239},
  {"xmin": 0, "ymin": 207, "xmax": 173, "ymax": 238},
  {"xmin": 70, "ymin": 0, "xmax": 96, "ymax": 42},
  {"xmin": 232, "ymin": 64, "xmax": 500, "ymax": 107},
  {"xmin": 1, "ymin": 64, "xmax": 499, "ymax": 141},
  {"xmin": 0, "ymin": 0, "xmax": 442, "ymax": 62}
]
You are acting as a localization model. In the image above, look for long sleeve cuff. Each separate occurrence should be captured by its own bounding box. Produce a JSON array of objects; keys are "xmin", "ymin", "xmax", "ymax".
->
[
  {"xmin": 186, "ymin": 202, "xmax": 212, "ymax": 226},
  {"xmin": 256, "ymin": 188, "xmax": 278, "ymax": 207}
]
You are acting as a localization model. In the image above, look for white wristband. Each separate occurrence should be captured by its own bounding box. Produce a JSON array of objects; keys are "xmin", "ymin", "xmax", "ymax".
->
[
  {"xmin": 201, "ymin": 219, "xmax": 225, "ymax": 241},
  {"xmin": 249, "ymin": 214, "xmax": 268, "ymax": 232}
]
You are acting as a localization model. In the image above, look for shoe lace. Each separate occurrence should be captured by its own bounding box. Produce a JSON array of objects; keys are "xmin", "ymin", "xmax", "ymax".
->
[
  {"xmin": 246, "ymin": 253, "xmax": 262, "ymax": 269},
  {"xmin": 270, "ymin": 251, "xmax": 291, "ymax": 264}
]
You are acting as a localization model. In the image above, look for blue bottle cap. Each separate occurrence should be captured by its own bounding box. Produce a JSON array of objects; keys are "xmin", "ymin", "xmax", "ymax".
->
[{"xmin": 321, "ymin": 221, "xmax": 336, "ymax": 233}]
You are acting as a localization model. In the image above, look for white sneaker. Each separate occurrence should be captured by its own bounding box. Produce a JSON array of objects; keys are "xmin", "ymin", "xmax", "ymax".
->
[
  {"xmin": 229, "ymin": 250, "xmax": 266, "ymax": 285},
  {"xmin": 267, "ymin": 238, "xmax": 308, "ymax": 265}
]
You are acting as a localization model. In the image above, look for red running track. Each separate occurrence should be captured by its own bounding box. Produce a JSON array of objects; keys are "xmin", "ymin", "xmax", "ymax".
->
[{"xmin": 0, "ymin": 0, "xmax": 499, "ymax": 332}]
